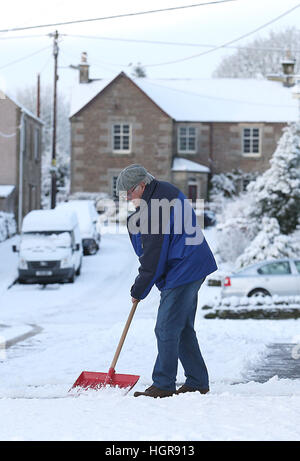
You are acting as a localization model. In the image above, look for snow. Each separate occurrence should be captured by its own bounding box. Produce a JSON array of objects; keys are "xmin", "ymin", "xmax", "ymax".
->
[
  {"xmin": 56, "ymin": 200, "xmax": 97, "ymax": 238},
  {"xmin": 22, "ymin": 209, "xmax": 78, "ymax": 233},
  {"xmin": 70, "ymin": 78, "xmax": 115, "ymax": 119},
  {"xmin": 0, "ymin": 212, "xmax": 16, "ymax": 243},
  {"xmin": 0, "ymin": 185, "xmax": 15, "ymax": 198},
  {"xmin": 172, "ymin": 158, "xmax": 210, "ymax": 173},
  {"xmin": 20, "ymin": 232, "xmax": 71, "ymax": 251},
  {"xmin": 70, "ymin": 73, "xmax": 299, "ymax": 122},
  {"xmin": 0, "ymin": 229, "xmax": 300, "ymax": 441}
]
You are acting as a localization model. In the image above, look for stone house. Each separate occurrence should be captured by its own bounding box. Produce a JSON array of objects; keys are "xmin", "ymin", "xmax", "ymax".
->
[
  {"xmin": 0, "ymin": 91, "xmax": 43, "ymax": 230},
  {"xmin": 69, "ymin": 54, "xmax": 298, "ymax": 202}
]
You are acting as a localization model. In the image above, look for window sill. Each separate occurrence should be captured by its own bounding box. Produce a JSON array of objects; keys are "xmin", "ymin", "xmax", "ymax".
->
[
  {"xmin": 242, "ymin": 153, "xmax": 261, "ymax": 158},
  {"xmin": 112, "ymin": 150, "xmax": 132, "ymax": 154},
  {"xmin": 177, "ymin": 151, "xmax": 197, "ymax": 155}
]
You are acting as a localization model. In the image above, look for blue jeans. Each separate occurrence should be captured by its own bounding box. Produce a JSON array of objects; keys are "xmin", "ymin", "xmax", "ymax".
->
[{"xmin": 152, "ymin": 278, "xmax": 208, "ymax": 391}]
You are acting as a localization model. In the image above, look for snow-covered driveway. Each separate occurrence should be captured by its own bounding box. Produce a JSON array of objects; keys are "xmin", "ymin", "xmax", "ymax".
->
[{"xmin": 0, "ymin": 230, "xmax": 300, "ymax": 441}]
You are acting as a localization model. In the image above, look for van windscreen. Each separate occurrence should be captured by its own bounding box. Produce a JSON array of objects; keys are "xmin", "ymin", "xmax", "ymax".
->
[{"xmin": 21, "ymin": 232, "xmax": 72, "ymax": 250}]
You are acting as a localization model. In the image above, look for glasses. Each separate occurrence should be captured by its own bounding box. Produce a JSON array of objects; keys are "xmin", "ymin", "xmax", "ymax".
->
[{"xmin": 127, "ymin": 184, "xmax": 140, "ymax": 198}]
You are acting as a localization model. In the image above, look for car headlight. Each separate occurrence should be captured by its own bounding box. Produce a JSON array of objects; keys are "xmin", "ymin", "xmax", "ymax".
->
[
  {"xmin": 19, "ymin": 258, "xmax": 28, "ymax": 270},
  {"xmin": 61, "ymin": 256, "xmax": 71, "ymax": 268}
]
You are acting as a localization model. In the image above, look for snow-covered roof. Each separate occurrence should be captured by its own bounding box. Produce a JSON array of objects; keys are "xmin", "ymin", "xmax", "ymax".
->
[
  {"xmin": 22, "ymin": 209, "xmax": 78, "ymax": 233},
  {"xmin": 69, "ymin": 73, "xmax": 299, "ymax": 123},
  {"xmin": 172, "ymin": 158, "xmax": 210, "ymax": 173},
  {"xmin": 0, "ymin": 185, "xmax": 15, "ymax": 198},
  {"xmin": 70, "ymin": 78, "xmax": 115, "ymax": 119},
  {"xmin": 1, "ymin": 90, "xmax": 43, "ymax": 125}
]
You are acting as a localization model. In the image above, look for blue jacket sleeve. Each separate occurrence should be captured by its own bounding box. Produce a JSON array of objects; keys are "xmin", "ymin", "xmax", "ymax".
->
[{"xmin": 131, "ymin": 232, "xmax": 169, "ymax": 300}]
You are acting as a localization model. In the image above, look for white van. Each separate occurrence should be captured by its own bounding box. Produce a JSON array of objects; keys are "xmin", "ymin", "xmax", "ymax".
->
[
  {"xmin": 13, "ymin": 209, "xmax": 83, "ymax": 284},
  {"xmin": 57, "ymin": 200, "xmax": 101, "ymax": 255}
]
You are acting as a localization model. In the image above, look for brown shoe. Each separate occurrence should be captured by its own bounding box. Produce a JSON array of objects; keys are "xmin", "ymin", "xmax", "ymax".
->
[
  {"xmin": 175, "ymin": 384, "xmax": 209, "ymax": 395},
  {"xmin": 134, "ymin": 385, "xmax": 175, "ymax": 398}
]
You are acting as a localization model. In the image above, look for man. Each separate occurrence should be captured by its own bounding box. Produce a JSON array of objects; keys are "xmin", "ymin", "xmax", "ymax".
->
[{"xmin": 116, "ymin": 164, "xmax": 217, "ymax": 398}]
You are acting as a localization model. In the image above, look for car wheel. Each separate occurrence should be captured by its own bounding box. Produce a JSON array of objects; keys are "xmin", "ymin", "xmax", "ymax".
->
[
  {"xmin": 248, "ymin": 288, "xmax": 271, "ymax": 297},
  {"xmin": 88, "ymin": 241, "xmax": 98, "ymax": 255}
]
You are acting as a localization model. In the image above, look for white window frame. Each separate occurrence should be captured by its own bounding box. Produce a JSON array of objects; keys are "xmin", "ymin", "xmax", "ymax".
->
[
  {"xmin": 242, "ymin": 126, "xmax": 261, "ymax": 157},
  {"xmin": 112, "ymin": 123, "xmax": 132, "ymax": 153},
  {"xmin": 177, "ymin": 126, "xmax": 197, "ymax": 154}
]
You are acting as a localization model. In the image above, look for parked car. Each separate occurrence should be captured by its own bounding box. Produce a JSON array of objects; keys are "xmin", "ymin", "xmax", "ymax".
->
[
  {"xmin": 57, "ymin": 200, "xmax": 100, "ymax": 255},
  {"xmin": 221, "ymin": 259, "xmax": 300, "ymax": 298},
  {"xmin": 13, "ymin": 209, "xmax": 83, "ymax": 284}
]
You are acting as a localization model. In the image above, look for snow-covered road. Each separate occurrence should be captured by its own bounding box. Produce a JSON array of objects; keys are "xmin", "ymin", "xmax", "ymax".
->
[{"xmin": 0, "ymin": 229, "xmax": 300, "ymax": 441}]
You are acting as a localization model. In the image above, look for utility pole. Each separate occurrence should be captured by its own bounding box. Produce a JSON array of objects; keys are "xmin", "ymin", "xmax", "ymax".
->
[
  {"xmin": 37, "ymin": 73, "xmax": 41, "ymax": 118},
  {"xmin": 50, "ymin": 30, "xmax": 59, "ymax": 209}
]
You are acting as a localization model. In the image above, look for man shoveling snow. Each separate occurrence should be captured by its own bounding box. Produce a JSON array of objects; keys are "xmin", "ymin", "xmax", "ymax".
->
[{"xmin": 116, "ymin": 164, "xmax": 217, "ymax": 398}]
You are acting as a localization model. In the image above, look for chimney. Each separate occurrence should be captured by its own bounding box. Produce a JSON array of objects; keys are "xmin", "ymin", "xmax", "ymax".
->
[
  {"xmin": 267, "ymin": 50, "xmax": 296, "ymax": 88},
  {"xmin": 281, "ymin": 50, "xmax": 296, "ymax": 87},
  {"xmin": 79, "ymin": 52, "xmax": 90, "ymax": 83}
]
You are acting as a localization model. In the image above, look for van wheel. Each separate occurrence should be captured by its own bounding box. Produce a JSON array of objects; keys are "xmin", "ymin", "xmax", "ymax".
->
[
  {"xmin": 68, "ymin": 271, "xmax": 75, "ymax": 283},
  {"xmin": 76, "ymin": 263, "xmax": 81, "ymax": 276}
]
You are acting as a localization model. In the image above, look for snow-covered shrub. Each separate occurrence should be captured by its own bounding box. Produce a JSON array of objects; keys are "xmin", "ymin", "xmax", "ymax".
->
[
  {"xmin": 247, "ymin": 122, "xmax": 300, "ymax": 234},
  {"xmin": 0, "ymin": 212, "xmax": 17, "ymax": 242},
  {"xmin": 209, "ymin": 169, "xmax": 258, "ymax": 215},
  {"xmin": 214, "ymin": 193, "xmax": 258, "ymax": 263},
  {"xmin": 236, "ymin": 217, "xmax": 300, "ymax": 269},
  {"xmin": 210, "ymin": 173, "xmax": 237, "ymax": 199}
]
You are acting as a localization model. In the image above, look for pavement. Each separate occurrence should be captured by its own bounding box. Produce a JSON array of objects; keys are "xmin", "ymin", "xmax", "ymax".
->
[
  {"xmin": 0, "ymin": 323, "xmax": 42, "ymax": 351},
  {"xmin": 247, "ymin": 343, "xmax": 300, "ymax": 382}
]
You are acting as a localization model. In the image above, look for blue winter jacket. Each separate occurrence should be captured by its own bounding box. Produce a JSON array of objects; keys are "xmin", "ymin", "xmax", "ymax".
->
[{"xmin": 127, "ymin": 179, "xmax": 217, "ymax": 300}]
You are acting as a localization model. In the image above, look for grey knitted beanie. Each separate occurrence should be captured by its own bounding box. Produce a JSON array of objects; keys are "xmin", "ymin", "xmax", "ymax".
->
[{"xmin": 116, "ymin": 164, "xmax": 154, "ymax": 195}]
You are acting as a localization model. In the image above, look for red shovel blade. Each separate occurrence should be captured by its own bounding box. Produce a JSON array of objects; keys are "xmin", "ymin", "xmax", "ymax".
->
[{"xmin": 70, "ymin": 370, "xmax": 140, "ymax": 391}]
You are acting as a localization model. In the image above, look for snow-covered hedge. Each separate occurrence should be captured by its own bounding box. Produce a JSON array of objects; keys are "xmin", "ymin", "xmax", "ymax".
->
[
  {"xmin": 202, "ymin": 294, "xmax": 300, "ymax": 319},
  {"xmin": 0, "ymin": 212, "xmax": 17, "ymax": 242}
]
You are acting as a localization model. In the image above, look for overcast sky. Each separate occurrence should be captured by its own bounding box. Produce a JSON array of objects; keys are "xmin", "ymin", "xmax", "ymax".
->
[{"xmin": 1, "ymin": 0, "xmax": 300, "ymax": 99}]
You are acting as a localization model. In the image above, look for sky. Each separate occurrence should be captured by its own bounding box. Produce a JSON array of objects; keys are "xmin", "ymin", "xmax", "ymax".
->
[{"xmin": 1, "ymin": 0, "xmax": 300, "ymax": 100}]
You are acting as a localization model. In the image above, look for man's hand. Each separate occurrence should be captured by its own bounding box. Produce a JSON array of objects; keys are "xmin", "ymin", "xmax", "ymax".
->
[{"xmin": 132, "ymin": 297, "xmax": 139, "ymax": 304}]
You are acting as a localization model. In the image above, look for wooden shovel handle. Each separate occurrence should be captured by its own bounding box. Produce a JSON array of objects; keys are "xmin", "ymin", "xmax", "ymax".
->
[{"xmin": 109, "ymin": 300, "xmax": 139, "ymax": 371}]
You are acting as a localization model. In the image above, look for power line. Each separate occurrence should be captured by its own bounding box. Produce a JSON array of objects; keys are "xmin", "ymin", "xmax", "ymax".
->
[
  {"xmin": 64, "ymin": 33, "xmax": 300, "ymax": 53},
  {"xmin": 0, "ymin": 1, "xmax": 236, "ymax": 33},
  {"xmin": 142, "ymin": 2, "xmax": 300, "ymax": 67},
  {"xmin": 134, "ymin": 79, "xmax": 297, "ymax": 108},
  {"xmin": 0, "ymin": 45, "xmax": 52, "ymax": 70},
  {"xmin": 0, "ymin": 34, "xmax": 48, "ymax": 40}
]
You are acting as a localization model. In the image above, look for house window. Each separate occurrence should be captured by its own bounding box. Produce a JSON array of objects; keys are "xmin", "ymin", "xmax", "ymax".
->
[
  {"xmin": 178, "ymin": 127, "xmax": 196, "ymax": 153},
  {"xmin": 112, "ymin": 176, "xmax": 118, "ymax": 198},
  {"xmin": 242, "ymin": 127, "xmax": 260, "ymax": 156},
  {"xmin": 112, "ymin": 124, "xmax": 131, "ymax": 153}
]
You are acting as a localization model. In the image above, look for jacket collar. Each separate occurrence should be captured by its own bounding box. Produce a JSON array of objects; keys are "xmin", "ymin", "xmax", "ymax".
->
[{"xmin": 141, "ymin": 179, "xmax": 158, "ymax": 204}]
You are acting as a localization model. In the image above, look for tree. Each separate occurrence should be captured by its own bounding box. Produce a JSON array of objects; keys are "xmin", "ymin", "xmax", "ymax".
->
[
  {"xmin": 236, "ymin": 217, "xmax": 300, "ymax": 269},
  {"xmin": 247, "ymin": 122, "xmax": 300, "ymax": 234},
  {"xmin": 15, "ymin": 83, "xmax": 70, "ymax": 208},
  {"xmin": 130, "ymin": 62, "xmax": 147, "ymax": 78},
  {"xmin": 213, "ymin": 27, "xmax": 300, "ymax": 78}
]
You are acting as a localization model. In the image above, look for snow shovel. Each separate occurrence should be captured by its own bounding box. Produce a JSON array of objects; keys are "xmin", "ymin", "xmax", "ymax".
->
[{"xmin": 70, "ymin": 300, "xmax": 140, "ymax": 392}]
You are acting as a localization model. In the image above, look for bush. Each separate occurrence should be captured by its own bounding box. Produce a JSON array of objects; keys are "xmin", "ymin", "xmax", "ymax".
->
[{"xmin": 0, "ymin": 212, "xmax": 17, "ymax": 242}]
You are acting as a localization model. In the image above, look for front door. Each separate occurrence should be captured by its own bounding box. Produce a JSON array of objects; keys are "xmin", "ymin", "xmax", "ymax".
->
[{"xmin": 188, "ymin": 185, "xmax": 197, "ymax": 203}]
